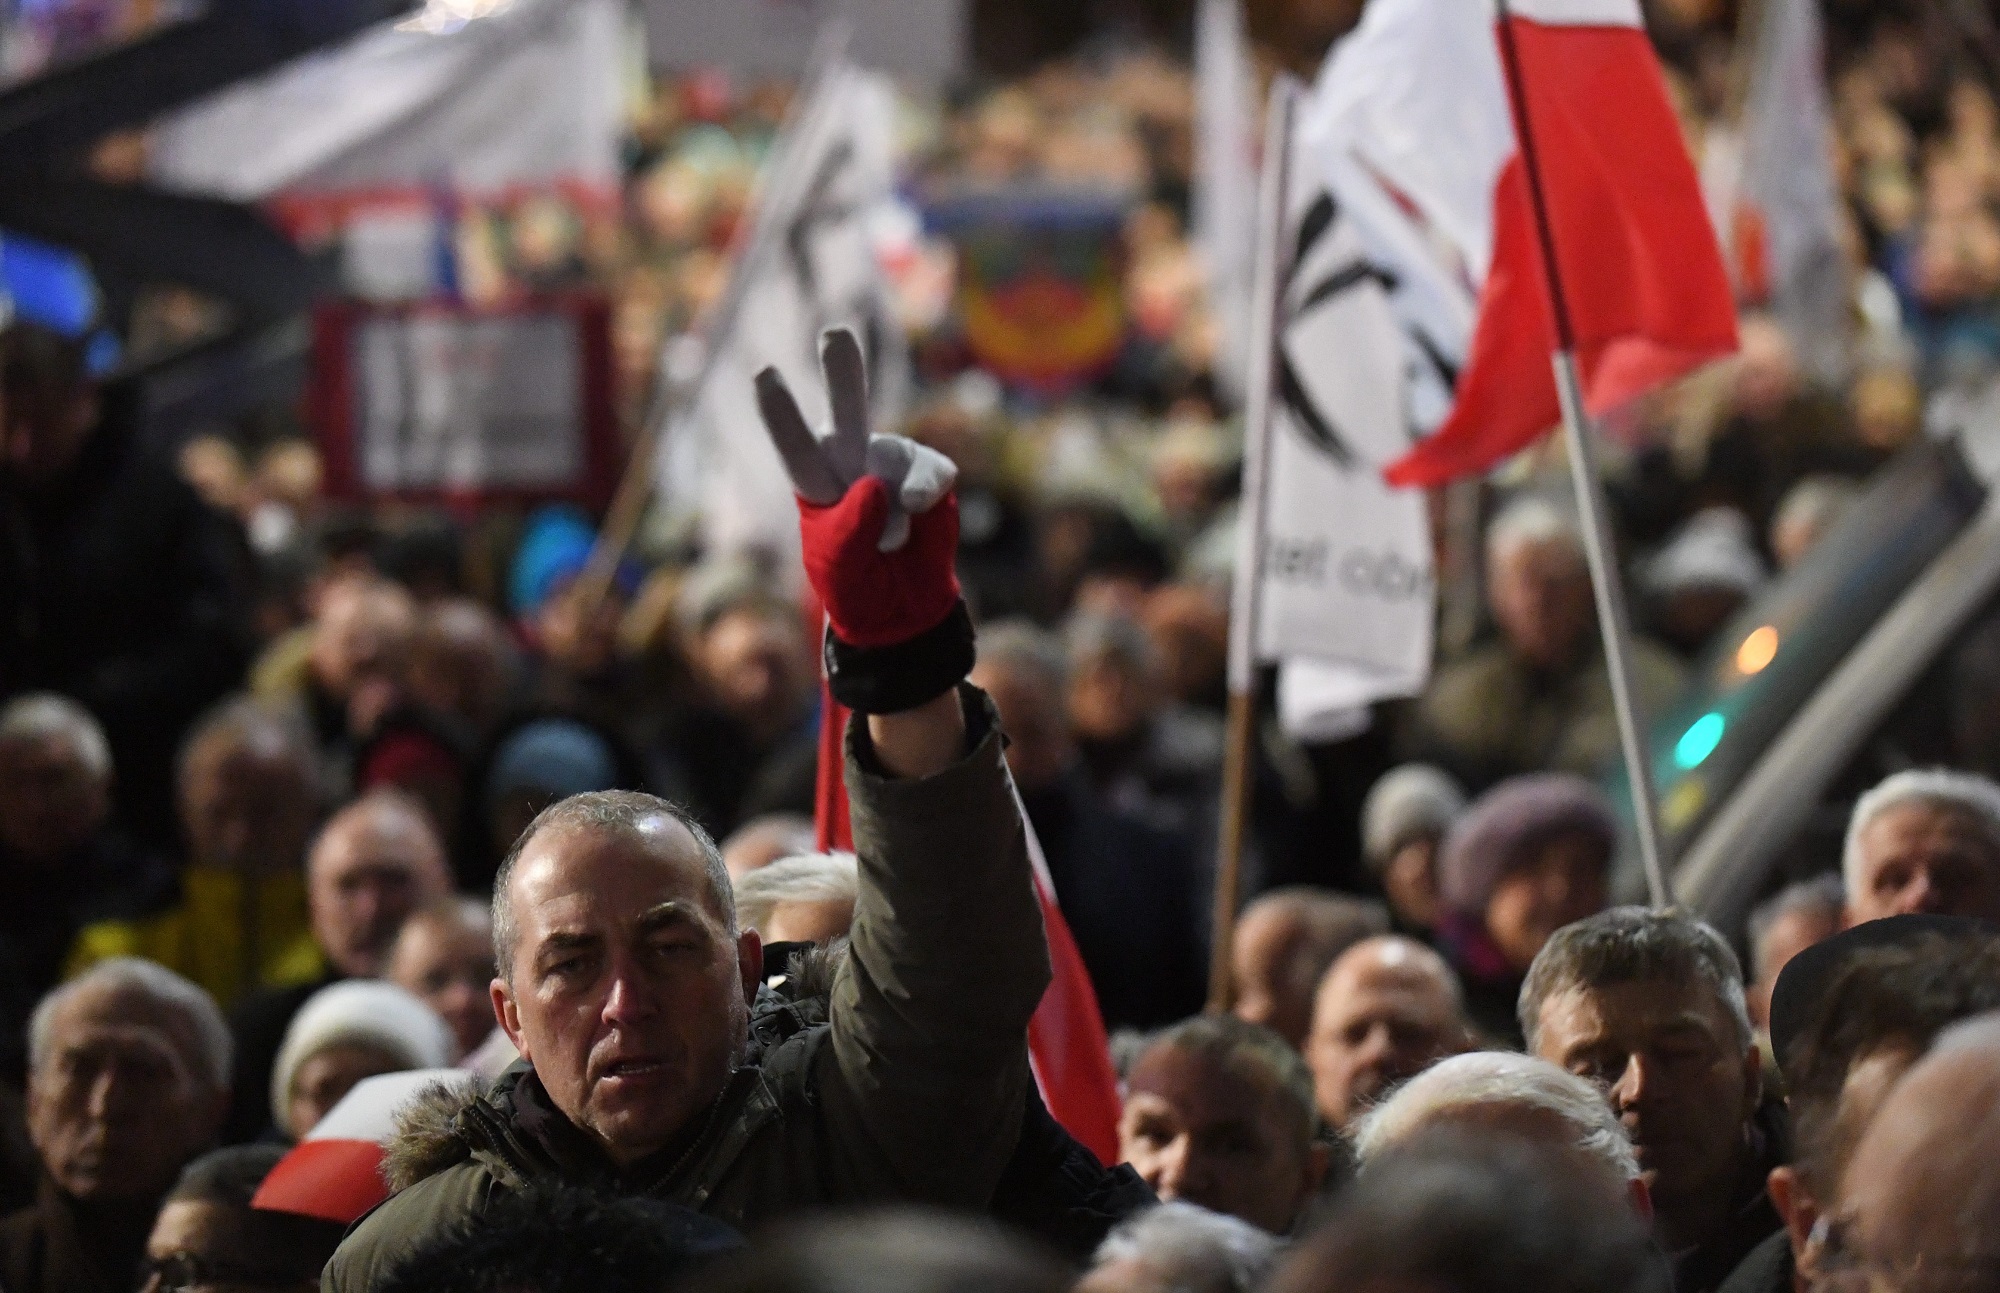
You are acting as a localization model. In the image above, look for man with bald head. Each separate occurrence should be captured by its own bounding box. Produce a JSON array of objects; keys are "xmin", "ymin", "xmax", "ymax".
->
[
  {"xmin": 1306, "ymin": 936, "xmax": 1470, "ymax": 1130},
  {"xmin": 1830, "ymin": 1013, "xmax": 2000, "ymax": 1286},
  {"xmin": 221, "ymin": 790, "xmax": 451, "ymax": 1141},
  {"xmin": 1231, "ymin": 888, "xmax": 1389, "ymax": 1049},
  {"xmin": 0, "ymin": 960, "xmax": 231, "ymax": 1293}
]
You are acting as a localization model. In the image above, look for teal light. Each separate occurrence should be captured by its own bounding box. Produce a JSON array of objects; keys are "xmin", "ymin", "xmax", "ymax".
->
[{"xmin": 1675, "ymin": 712, "xmax": 1726, "ymax": 770}]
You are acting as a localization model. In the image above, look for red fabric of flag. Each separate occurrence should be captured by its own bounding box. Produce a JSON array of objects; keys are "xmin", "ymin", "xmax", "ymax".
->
[{"xmin": 1384, "ymin": 16, "xmax": 1737, "ymax": 487}]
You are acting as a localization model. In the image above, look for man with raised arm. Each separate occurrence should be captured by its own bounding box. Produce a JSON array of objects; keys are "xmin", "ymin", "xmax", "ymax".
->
[{"xmin": 324, "ymin": 332, "xmax": 1050, "ymax": 1291}]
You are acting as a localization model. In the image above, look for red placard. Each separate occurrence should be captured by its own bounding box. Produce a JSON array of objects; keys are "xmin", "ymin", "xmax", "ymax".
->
[{"xmin": 311, "ymin": 294, "xmax": 620, "ymax": 512}]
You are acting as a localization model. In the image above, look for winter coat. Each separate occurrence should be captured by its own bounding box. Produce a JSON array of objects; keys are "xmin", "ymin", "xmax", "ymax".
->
[{"xmin": 323, "ymin": 687, "xmax": 1051, "ymax": 1292}]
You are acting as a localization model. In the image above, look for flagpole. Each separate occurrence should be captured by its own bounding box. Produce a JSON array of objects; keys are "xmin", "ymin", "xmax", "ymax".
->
[
  {"xmin": 575, "ymin": 20, "xmax": 854, "ymax": 611},
  {"xmin": 1492, "ymin": 0, "xmax": 1670, "ymax": 909},
  {"xmin": 1209, "ymin": 76, "xmax": 1300, "ymax": 1012}
]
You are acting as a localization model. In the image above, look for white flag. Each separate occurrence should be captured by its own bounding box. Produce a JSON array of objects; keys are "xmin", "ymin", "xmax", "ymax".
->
[
  {"xmin": 1742, "ymin": 0, "xmax": 1847, "ymax": 384},
  {"xmin": 1195, "ymin": 0, "xmax": 1259, "ymax": 404},
  {"xmin": 659, "ymin": 63, "xmax": 908, "ymax": 564},
  {"xmin": 148, "ymin": 0, "xmax": 625, "ymax": 198},
  {"xmin": 1237, "ymin": 85, "xmax": 1435, "ymax": 734}
]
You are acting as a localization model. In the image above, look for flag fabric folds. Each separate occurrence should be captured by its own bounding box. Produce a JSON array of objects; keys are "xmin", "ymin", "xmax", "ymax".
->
[
  {"xmin": 1309, "ymin": 0, "xmax": 1737, "ymax": 487},
  {"xmin": 253, "ymin": 1070, "xmax": 472, "ymax": 1224}
]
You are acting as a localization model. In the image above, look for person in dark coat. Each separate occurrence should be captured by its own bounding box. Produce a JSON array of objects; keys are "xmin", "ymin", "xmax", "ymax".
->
[
  {"xmin": 0, "ymin": 960, "xmax": 230, "ymax": 1293},
  {"xmin": 1435, "ymin": 773, "xmax": 1614, "ymax": 1046},
  {"xmin": 0, "ymin": 322, "xmax": 249, "ymax": 852},
  {"xmin": 0, "ymin": 694, "xmax": 175, "ymax": 1088},
  {"xmin": 1523, "ymin": 909, "xmax": 1782, "ymax": 1293},
  {"xmin": 972, "ymin": 621, "xmax": 1207, "ymax": 1030},
  {"xmin": 1717, "ymin": 918, "xmax": 2000, "ymax": 1293}
]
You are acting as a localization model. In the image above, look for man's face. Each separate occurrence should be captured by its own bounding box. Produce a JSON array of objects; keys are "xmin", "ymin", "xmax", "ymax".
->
[
  {"xmin": 1780, "ymin": 1045, "xmax": 1917, "ymax": 1282},
  {"xmin": 1483, "ymin": 834, "xmax": 1609, "ymax": 974},
  {"xmin": 1231, "ymin": 907, "xmax": 1322, "ymax": 1050},
  {"xmin": 389, "ymin": 912, "xmax": 498, "ymax": 1058},
  {"xmin": 1534, "ymin": 979, "xmax": 1758, "ymax": 1225},
  {"xmin": 308, "ymin": 814, "xmax": 448, "ymax": 979},
  {"xmin": 143, "ymin": 1200, "xmax": 310, "ymax": 1293},
  {"xmin": 699, "ymin": 609, "xmax": 809, "ymax": 735},
  {"xmin": 493, "ymin": 821, "xmax": 760, "ymax": 1165},
  {"xmin": 1489, "ymin": 539, "xmax": 1593, "ymax": 672},
  {"xmin": 1848, "ymin": 802, "xmax": 2000, "ymax": 925},
  {"xmin": 1067, "ymin": 652, "xmax": 1156, "ymax": 745},
  {"xmin": 1748, "ymin": 905, "xmax": 1840, "ymax": 1028},
  {"xmin": 1832, "ymin": 1046, "xmax": 2000, "ymax": 1293},
  {"xmin": 969, "ymin": 663, "xmax": 1073, "ymax": 793},
  {"xmin": 1118, "ymin": 1043, "xmax": 1317, "ymax": 1234},
  {"xmin": 28, "ymin": 985, "xmax": 224, "ymax": 1202},
  {"xmin": 1307, "ymin": 945, "xmax": 1466, "ymax": 1128},
  {"xmin": 0, "ymin": 734, "xmax": 108, "ymax": 866},
  {"xmin": 180, "ymin": 745, "xmax": 317, "ymax": 876}
]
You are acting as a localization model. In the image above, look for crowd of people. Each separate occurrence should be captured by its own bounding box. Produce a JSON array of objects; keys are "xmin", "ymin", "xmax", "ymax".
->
[{"xmin": 6, "ymin": 0, "xmax": 2000, "ymax": 1290}]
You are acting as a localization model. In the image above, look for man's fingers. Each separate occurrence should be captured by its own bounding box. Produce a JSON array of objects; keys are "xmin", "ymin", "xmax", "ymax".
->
[
  {"xmin": 820, "ymin": 328, "xmax": 872, "ymax": 484},
  {"xmin": 756, "ymin": 367, "xmax": 844, "ymax": 505},
  {"xmin": 897, "ymin": 443, "xmax": 958, "ymax": 514}
]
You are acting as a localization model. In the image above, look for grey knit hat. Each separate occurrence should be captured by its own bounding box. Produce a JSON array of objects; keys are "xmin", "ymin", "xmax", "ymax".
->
[
  {"xmin": 1362, "ymin": 764, "xmax": 1468, "ymax": 873},
  {"xmin": 1440, "ymin": 773, "xmax": 1616, "ymax": 915}
]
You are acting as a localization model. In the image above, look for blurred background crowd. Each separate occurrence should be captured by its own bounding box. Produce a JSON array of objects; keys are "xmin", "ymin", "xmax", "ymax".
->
[{"xmin": 9, "ymin": 0, "xmax": 2000, "ymax": 1289}]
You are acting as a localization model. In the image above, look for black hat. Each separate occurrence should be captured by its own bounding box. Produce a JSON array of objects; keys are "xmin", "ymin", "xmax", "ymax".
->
[{"xmin": 1768, "ymin": 913, "xmax": 1994, "ymax": 1082}]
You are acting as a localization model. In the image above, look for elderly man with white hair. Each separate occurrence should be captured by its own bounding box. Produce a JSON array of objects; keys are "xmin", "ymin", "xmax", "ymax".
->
[
  {"xmin": 0, "ymin": 694, "xmax": 174, "ymax": 1082},
  {"xmin": 733, "ymin": 852, "xmax": 860, "ymax": 947},
  {"xmin": 0, "ymin": 959, "xmax": 231, "ymax": 1293},
  {"xmin": 1842, "ymin": 768, "xmax": 2000, "ymax": 927},
  {"xmin": 1415, "ymin": 496, "xmax": 1683, "ymax": 785},
  {"xmin": 1351, "ymin": 1052, "xmax": 1645, "ymax": 1213},
  {"xmin": 1079, "ymin": 1201, "xmax": 1283, "ymax": 1293}
]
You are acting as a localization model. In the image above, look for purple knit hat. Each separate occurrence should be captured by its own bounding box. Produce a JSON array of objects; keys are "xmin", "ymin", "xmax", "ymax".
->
[{"xmin": 1440, "ymin": 773, "xmax": 1617, "ymax": 916}]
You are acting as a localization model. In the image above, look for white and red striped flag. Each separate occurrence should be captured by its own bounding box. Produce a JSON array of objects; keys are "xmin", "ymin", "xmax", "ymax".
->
[
  {"xmin": 1305, "ymin": 0, "xmax": 1737, "ymax": 486},
  {"xmin": 253, "ymin": 1069, "xmax": 473, "ymax": 1224}
]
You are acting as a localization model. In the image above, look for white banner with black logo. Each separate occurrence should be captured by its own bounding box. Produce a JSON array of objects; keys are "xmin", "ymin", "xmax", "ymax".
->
[
  {"xmin": 1253, "ymin": 126, "xmax": 1435, "ymax": 703},
  {"xmin": 656, "ymin": 62, "xmax": 908, "ymax": 563}
]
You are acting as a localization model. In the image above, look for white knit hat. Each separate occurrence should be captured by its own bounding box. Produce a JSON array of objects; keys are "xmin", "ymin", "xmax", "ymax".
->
[
  {"xmin": 270, "ymin": 980, "xmax": 454, "ymax": 1133},
  {"xmin": 1362, "ymin": 764, "xmax": 1468, "ymax": 871}
]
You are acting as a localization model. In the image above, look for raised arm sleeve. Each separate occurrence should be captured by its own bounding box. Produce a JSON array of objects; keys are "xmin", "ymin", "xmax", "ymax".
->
[{"xmin": 820, "ymin": 683, "xmax": 1052, "ymax": 1206}]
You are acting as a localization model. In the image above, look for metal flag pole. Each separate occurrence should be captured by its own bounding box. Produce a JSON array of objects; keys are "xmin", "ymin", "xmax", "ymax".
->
[
  {"xmin": 1492, "ymin": 0, "xmax": 1671, "ymax": 909},
  {"xmin": 1208, "ymin": 75, "xmax": 1301, "ymax": 1012},
  {"xmin": 574, "ymin": 20, "xmax": 854, "ymax": 612}
]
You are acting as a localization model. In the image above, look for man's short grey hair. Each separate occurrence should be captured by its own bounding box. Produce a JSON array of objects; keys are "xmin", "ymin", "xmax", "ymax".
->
[
  {"xmin": 974, "ymin": 618, "xmax": 1068, "ymax": 696},
  {"xmin": 1747, "ymin": 874, "xmax": 1847, "ymax": 982},
  {"xmin": 1353, "ymin": 1051, "xmax": 1640, "ymax": 1183},
  {"xmin": 1486, "ymin": 496, "xmax": 1583, "ymax": 567},
  {"xmin": 492, "ymin": 791, "xmax": 731, "ymax": 979},
  {"xmin": 1092, "ymin": 1201, "xmax": 1283, "ymax": 1291},
  {"xmin": 1519, "ymin": 907, "xmax": 1752, "ymax": 1053},
  {"xmin": 1143, "ymin": 1014, "xmax": 1320, "ymax": 1143},
  {"xmin": 1064, "ymin": 611, "xmax": 1160, "ymax": 678},
  {"xmin": 176, "ymin": 694, "xmax": 318, "ymax": 797},
  {"xmin": 0, "ymin": 693, "xmax": 111, "ymax": 781},
  {"xmin": 1844, "ymin": 769, "xmax": 2000, "ymax": 897},
  {"xmin": 29, "ymin": 958, "xmax": 231, "ymax": 1089},
  {"xmin": 1362, "ymin": 764, "xmax": 1467, "ymax": 867},
  {"xmin": 733, "ymin": 852, "xmax": 859, "ymax": 938}
]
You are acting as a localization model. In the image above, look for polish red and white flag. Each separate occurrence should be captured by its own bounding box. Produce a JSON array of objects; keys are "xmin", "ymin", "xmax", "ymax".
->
[
  {"xmin": 253, "ymin": 1069, "xmax": 471, "ymax": 1224},
  {"xmin": 1303, "ymin": 0, "xmax": 1738, "ymax": 486}
]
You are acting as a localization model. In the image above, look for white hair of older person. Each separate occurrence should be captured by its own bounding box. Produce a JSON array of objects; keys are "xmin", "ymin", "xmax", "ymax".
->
[
  {"xmin": 732, "ymin": 852, "xmax": 859, "ymax": 939},
  {"xmin": 1484, "ymin": 496, "xmax": 1583, "ymax": 567},
  {"xmin": 1089, "ymin": 1200, "xmax": 1283, "ymax": 1293},
  {"xmin": 0, "ymin": 692, "xmax": 112, "ymax": 781},
  {"xmin": 1843, "ymin": 768, "xmax": 2000, "ymax": 897},
  {"xmin": 1353, "ymin": 1051, "xmax": 1639, "ymax": 1184},
  {"xmin": 29, "ymin": 957, "xmax": 232, "ymax": 1089}
]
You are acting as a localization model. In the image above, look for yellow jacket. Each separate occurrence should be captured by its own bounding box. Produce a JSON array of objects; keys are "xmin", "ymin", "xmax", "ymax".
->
[{"xmin": 67, "ymin": 865, "xmax": 326, "ymax": 1009}]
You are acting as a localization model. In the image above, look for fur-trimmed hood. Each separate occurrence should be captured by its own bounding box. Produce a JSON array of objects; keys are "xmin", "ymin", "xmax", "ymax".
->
[{"xmin": 383, "ymin": 1075, "xmax": 489, "ymax": 1194}]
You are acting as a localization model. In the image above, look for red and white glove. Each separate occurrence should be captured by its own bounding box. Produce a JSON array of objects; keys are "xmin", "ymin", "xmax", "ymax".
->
[{"xmin": 757, "ymin": 328, "xmax": 973, "ymax": 713}]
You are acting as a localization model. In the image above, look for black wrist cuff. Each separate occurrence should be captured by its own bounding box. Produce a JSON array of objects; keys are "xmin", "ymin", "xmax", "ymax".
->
[{"xmin": 824, "ymin": 599, "xmax": 976, "ymax": 715}]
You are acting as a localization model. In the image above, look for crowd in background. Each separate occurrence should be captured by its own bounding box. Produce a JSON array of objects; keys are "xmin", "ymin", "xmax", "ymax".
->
[{"xmin": 8, "ymin": 0, "xmax": 2000, "ymax": 1290}]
